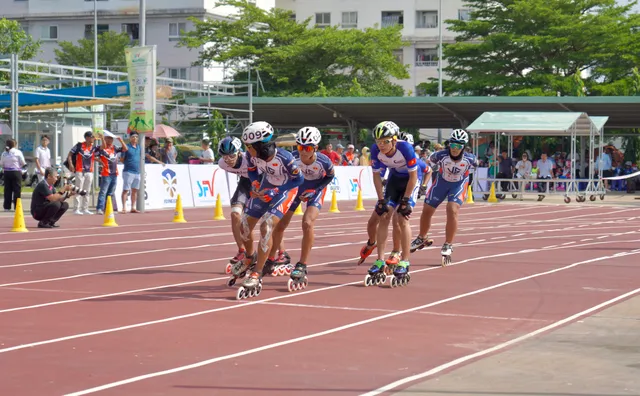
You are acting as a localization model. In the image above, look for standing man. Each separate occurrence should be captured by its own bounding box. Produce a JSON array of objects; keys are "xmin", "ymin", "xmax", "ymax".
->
[
  {"xmin": 120, "ymin": 132, "xmax": 142, "ymax": 213},
  {"xmin": 34, "ymin": 135, "xmax": 51, "ymax": 183},
  {"xmin": 96, "ymin": 131, "xmax": 126, "ymax": 214},
  {"xmin": 67, "ymin": 131, "xmax": 98, "ymax": 215}
]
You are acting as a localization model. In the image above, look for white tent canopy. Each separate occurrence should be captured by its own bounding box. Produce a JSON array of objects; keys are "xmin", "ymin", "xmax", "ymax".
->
[{"xmin": 466, "ymin": 112, "xmax": 609, "ymax": 136}]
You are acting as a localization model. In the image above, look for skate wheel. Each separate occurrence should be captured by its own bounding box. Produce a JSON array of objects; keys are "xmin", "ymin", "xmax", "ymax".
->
[
  {"xmin": 287, "ymin": 278, "xmax": 295, "ymax": 292},
  {"xmin": 227, "ymin": 278, "xmax": 236, "ymax": 287},
  {"xmin": 236, "ymin": 287, "xmax": 246, "ymax": 300},
  {"xmin": 442, "ymin": 256, "xmax": 451, "ymax": 267},
  {"xmin": 256, "ymin": 283, "xmax": 262, "ymax": 295},
  {"xmin": 380, "ymin": 273, "xmax": 387, "ymax": 284},
  {"xmin": 225, "ymin": 263, "xmax": 233, "ymax": 274},
  {"xmin": 284, "ymin": 265, "xmax": 293, "ymax": 275},
  {"xmin": 302, "ymin": 277, "xmax": 308, "ymax": 289},
  {"xmin": 271, "ymin": 268, "xmax": 279, "ymax": 277},
  {"xmin": 364, "ymin": 274, "xmax": 372, "ymax": 287},
  {"xmin": 390, "ymin": 277, "xmax": 398, "ymax": 288}
]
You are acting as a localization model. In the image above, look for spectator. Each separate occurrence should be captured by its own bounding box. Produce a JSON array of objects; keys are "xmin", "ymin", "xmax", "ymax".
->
[
  {"xmin": 30, "ymin": 167, "xmax": 74, "ymax": 228},
  {"xmin": 96, "ymin": 131, "xmax": 126, "ymax": 214},
  {"xmin": 192, "ymin": 139, "xmax": 215, "ymax": 163},
  {"xmin": 596, "ymin": 146, "xmax": 613, "ymax": 190},
  {"xmin": 1, "ymin": 138, "xmax": 26, "ymax": 212},
  {"xmin": 145, "ymin": 140, "xmax": 164, "ymax": 165},
  {"xmin": 496, "ymin": 149, "xmax": 514, "ymax": 196},
  {"xmin": 485, "ymin": 141, "xmax": 495, "ymax": 161},
  {"xmin": 162, "ymin": 138, "xmax": 177, "ymax": 164},
  {"xmin": 120, "ymin": 132, "xmax": 142, "ymax": 213},
  {"xmin": 320, "ymin": 143, "xmax": 341, "ymax": 165},
  {"xmin": 67, "ymin": 131, "xmax": 98, "ymax": 215},
  {"xmin": 359, "ymin": 147, "xmax": 371, "ymax": 166},
  {"xmin": 536, "ymin": 153, "xmax": 554, "ymax": 200},
  {"xmin": 343, "ymin": 144, "xmax": 358, "ymax": 165},
  {"xmin": 335, "ymin": 144, "xmax": 347, "ymax": 165},
  {"xmin": 34, "ymin": 135, "xmax": 51, "ymax": 183},
  {"xmin": 514, "ymin": 152, "xmax": 532, "ymax": 191}
]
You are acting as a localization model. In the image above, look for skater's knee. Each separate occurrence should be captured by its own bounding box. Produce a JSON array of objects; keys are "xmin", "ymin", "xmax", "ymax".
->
[
  {"xmin": 302, "ymin": 219, "xmax": 314, "ymax": 233},
  {"xmin": 231, "ymin": 211, "xmax": 241, "ymax": 222}
]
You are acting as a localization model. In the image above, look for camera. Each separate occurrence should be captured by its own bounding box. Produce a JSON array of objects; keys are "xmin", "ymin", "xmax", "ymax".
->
[{"xmin": 61, "ymin": 176, "xmax": 88, "ymax": 199}]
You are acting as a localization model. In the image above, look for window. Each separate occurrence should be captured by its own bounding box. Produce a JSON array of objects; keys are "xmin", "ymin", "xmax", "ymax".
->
[
  {"xmin": 393, "ymin": 49, "xmax": 403, "ymax": 64},
  {"xmin": 458, "ymin": 9, "xmax": 471, "ymax": 21},
  {"xmin": 341, "ymin": 12, "xmax": 357, "ymax": 28},
  {"xmin": 290, "ymin": 13, "xmax": 296, "ymax": 21},
  {"xmin": 315, "ymin": 12, "xmax": 330, "ymax": 28},
  {"xmin": 168, "ymin": 68, "xmax": 187, "ymax": 80},
  {"xmin": 169, "ymin": 22, "xmax": 186, "ymax": 40},
  {"xmin": 415, "ymin": 48, "xmax": 438, "ymax": 66},
  {"xmin": 381, "ymin": 11, "xmax": 403, "ymax": 27},
  {"xmin": 41, "ymin": 26, "xmax": 58, "ymax": 40},
  {"xmin": 416, "ymin": 11, "xmax": 438, "ymax": 28},
  {"xmin": 84, "ymin": 24, "xmax": 109, "ymax": 39},
  {"xmin": 121, "ymin": 23, "xmax": 139, "ymax": 41},
  {"xmin": 20, "ymin": 23, "xmax": 29, "ymax": 35}
]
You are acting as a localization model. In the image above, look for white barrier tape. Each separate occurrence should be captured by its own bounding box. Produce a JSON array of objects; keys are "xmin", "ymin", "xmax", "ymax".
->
[{"xmin": 602, "ymin": 170, "xmax": 640, "ymax": 181}]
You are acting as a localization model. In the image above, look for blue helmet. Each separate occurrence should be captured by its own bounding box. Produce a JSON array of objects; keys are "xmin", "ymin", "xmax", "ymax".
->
[{"xmin": 217, "ymin": 136, "xmax": 242, "ymax": 156}]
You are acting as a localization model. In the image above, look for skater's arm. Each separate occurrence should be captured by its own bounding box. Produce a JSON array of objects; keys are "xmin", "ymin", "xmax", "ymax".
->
[
  {"xmin": 314, "ymin": 153, "xmax": 335, "ymax": 192},
  {"xmin": 245, "ymin": 152, "xmax": 260, "ymax": 183},
  {"xmin": 373, "ymin": 171, "xmax": 384, "ymax": 200}
]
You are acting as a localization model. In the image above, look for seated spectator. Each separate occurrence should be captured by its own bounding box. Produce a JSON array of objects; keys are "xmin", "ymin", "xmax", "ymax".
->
[
  {"xmin": 536, "ymin": 153, "xmax": 555, "ymax": 200},
  {"xmin": 30, "ymin": 167, "xmax": 75, "ymax": 228}
]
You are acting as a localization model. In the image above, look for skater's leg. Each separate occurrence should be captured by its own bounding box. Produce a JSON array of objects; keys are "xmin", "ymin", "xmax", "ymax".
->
[
  {"xmin": 397, "ymin": 211, "xmax": 412, "ymax": 261},
  {"xmin": 230, "ymin": 205, "xmax": 245, "ymax": 251},
  {"xmin": 271, "ymin": 210, "xmax": 294, "ymax": 259},
  {"xmin": 254, "ymin": 214, "xmax": 279, "ymax": 275},
  {"xmin": 445, "ymin": 201, "xmax": 460, "ymax": 244},
  {"xmin": 299, "ymin": 205, "xmax": 320, "ymax": 264},
  {"xmin": 375, "ymin": 211, "xmax": 392, "ymax": 260},
  {"xmin": 366, "ymin": 211, "xmax": 380, "ymax": 245},
  {"xmin": 418, "ymin": 203, "xmax": 437, "ymax": 238},
  {"xmin": 391, "ymin": 213, "xmax": 401, "ymax": 252}
]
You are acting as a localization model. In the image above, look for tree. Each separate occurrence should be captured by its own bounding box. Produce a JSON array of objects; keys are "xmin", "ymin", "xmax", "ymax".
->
[
  {"xmin": 54, "ymin": 31, "xmax": 132, "ymax": 69},
  {"xmin": 0, "ymin": 18, "xmax": 40, "ymax": 60},
  {"xmin": 180, "ymin": 0, "xmax": 409, "ymax": 97},
  {"xmin": 418, "ymin": 0, "xmax": 640, "ymax": 96}
]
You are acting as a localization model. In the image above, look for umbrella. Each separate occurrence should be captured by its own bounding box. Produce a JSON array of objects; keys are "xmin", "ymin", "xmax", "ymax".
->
[{"xmin": 143, "ymin": 124, "xmax": 181, "ymax": 140}]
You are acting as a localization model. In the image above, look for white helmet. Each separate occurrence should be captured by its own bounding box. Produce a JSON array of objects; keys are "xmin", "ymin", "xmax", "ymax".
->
[
  {"xmin": 372, "ymin": 121, "xmax": 399, "ymax": 140},
  {"xmin": 296, "ymin": 126, "xmax": 322, "ymax": 146},
  {"xmin": 450, "ymin": 129, "xmax": 469, "ymax": 144},
  {"xmin": 242, "ymin": 121, "xmax": 274, "ymax": 144},
  {"xmin": 399, "ymin": 131, "xmax": 414, "ymax": 145}
]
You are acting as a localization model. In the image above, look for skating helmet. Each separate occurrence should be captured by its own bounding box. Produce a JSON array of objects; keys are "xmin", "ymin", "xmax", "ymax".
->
[
  {"xmin": 296, "ymin": 126, "xmax": 322, "ymax": 146},
  {"xmin": 372, "ymin": 121, "xmax": 399, "ymax": 140},
  {"xmin": 217, "ymin": 136, "xmax": 242, "ymax": 156},
  {"xmin": 242, "ymin": 121, "xmax": 274, "ymax": 144},
  {"xmin": 450, "ymin": 129, "xmax": 469, "ymax": 145},
  {"xmin": 398, "ymin": 131, "xmax": 414, "ymax": 145}
]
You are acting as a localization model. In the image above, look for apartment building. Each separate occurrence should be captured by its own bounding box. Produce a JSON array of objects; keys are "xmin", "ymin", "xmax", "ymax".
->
[
  {"xmin": 276, "ymin": 0, "xmax": 469, "ymax": 95},
  {"xmin": 2, "ymin": 0, "xmax": 275, "ymax": 82}
]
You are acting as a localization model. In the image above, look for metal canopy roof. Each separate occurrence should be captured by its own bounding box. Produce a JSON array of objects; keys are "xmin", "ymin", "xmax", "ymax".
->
[
  {"xmin": 185, "ymin": 96, "xmax": 640, "ymax": 130},
  {"xmin": 466, "ymin": 112, "xmax": 609, "ymax": 136}
]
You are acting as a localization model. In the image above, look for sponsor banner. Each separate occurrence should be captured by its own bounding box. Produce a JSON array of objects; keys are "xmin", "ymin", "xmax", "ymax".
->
[
  {"xmin": 124, "ymin": 46, "xmax": 156, "ymax": 135},
  {"xmin": 190, "ymin": 164, "xmax": 232, "ymax": 207}
]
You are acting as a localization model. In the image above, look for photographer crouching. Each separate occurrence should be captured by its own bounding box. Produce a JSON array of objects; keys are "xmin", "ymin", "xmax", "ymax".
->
[{"xmin": 30, "ymin": 167, "xmax": 87, "ymax": 229}]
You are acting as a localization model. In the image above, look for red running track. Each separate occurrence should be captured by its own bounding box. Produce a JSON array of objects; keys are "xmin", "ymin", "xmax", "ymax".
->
[{"xmin": 0, "ymin": 201, "xmax": 639, "ymax": 395}]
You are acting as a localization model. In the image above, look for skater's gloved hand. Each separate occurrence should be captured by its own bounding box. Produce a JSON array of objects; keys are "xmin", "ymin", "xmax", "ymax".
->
[
  {"xmin": 259, "ymin": 187, "xmax": 279, "ymax": 202},
  {"xmin": 419, "ymin": 185, "xmax": 427, "ymax": 196},
  {"xmin": 299, "ymin": 189, "xmax": 316, "ymax": 202},
  {"xmin": 375, "ymin": 199, "xmax": 389, "ymax": 216},
  {"xmin": 251, "ymin": 181, "xmax": 261, "ymax": 191},
  {"xmin": 397, "ymin": 197, "xmax": 412, "ymax": 219}
]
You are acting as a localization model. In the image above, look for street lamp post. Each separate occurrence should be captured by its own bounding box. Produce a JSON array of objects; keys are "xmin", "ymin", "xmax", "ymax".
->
[{"xmin": 437, "ymin": 0, "xmax": 443, "ymax": 142}]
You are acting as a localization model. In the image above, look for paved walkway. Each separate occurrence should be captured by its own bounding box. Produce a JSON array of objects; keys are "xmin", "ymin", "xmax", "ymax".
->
[{"xmin": 397, "ymin": 296, "xmax": 640, "ymax": 396}]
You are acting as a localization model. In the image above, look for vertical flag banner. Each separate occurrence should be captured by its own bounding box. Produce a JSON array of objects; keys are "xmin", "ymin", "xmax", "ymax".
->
[
  {"xmin": 91, "ymin": 104, "xmax": 105, "ymax": 135},
  {"xmin": 125, "ymin": 46, "xmax": 157, "ymax": 135}
]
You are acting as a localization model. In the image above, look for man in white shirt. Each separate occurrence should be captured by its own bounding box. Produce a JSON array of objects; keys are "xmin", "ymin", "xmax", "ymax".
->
[
  {"xmin": 194, "ymin": 139, "xmax": 215, "ymax": 163},
  {"xmin": 536, "ymin": 153, "xmax": 555, "ymax": 200},
  {"xmin": 35, "ymin": 135, "xmax": 52, "ymax": 183}
]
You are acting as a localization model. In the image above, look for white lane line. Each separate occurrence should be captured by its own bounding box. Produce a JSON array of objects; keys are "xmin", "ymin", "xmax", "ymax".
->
[
  {"xmin": 63, "ymin": 248, "xmax": 640, "ymax": 396},
  {"xmin": 363, "ymin": 285, "xmax": 640, "ymax": 395}
]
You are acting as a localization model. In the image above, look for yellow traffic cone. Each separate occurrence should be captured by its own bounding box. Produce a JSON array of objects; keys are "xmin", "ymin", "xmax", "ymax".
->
[
  {"xmin": 328, "ymin": 189, "xmax": 340, "ymax": 213},
  {"xmin": 487, "ymin": 182, "xmax": 498, "ymax": 203},
  {"xmin": 465, "ymin": 185, "xmax": 474, "ymax": 204},
  {"xmin": 173, "ymin": 194, "xmax": 187, "ymax": 223},
  {"xmin": 213, "ymin": 193, "xmax": 226, "ymax": 220},
  {"xmin": 294, "ymin": 203, "xmax": 304, "ymax": 215},
  {"xmin": 10, "ymin": 198, "xmax": 28, "ymax": 232},
  {"xmin": 102, "ymin": 196, "xmax": 118, "ymax": 227},
  {"xmin": 354, "ymin": 188, "xmax": 365, "ymax": 211}
]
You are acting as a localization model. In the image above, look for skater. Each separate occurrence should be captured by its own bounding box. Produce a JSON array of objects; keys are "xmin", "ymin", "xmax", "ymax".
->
[
  {"xmin": 385, "ymin": 132, "xmax": 431, "ymax": 268},
  {"xmin": 410, "ymin": 129, "xmax": 478, "ymax": 266},
  {"xmin": 269, "ymin": 127, "xmax": 334, "ymax": 292},
  {"xmin": 216, "ymin": 136, "xmax": 256, "ymax": 273},
  {"xmin": 230, "ymin": 121, "xmax": 304, "ymax": 299},
  {"xmin": 365, "ymin": 121, "xmax": 419, "ymax": 288}
]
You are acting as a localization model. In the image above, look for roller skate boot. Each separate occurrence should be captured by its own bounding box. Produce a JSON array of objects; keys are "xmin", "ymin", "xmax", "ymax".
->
[
  {"xmin": 287, "ymin": 262, "xmax": 309, "ymax": 292},
  {"xmin": 226, "ymin": 249, "xmax": 246, "ymax": 274},
  {"xmin": 357, "ymin": 240, "xmax": 377, "ymax": 266},
  {"xmin": 390, "ymin": 260, "xmax": 411, "ymax": 288},
  {"xmin": 385, "ymin": 251, "xmax": 400, "ymax": 274},
  {"xmin": 410, "ymin": 235, "xmax": 434, "ymax": 253},
  {"xmin": 226, "ymin": 254, "xmax": 256, "ymax": 287},
  {"xmin": 364, "ymin": 259, "xmax": 387, "ymax": 287},
  {"xmin": 441, "ymin": 243, "xmax": 453, "ymax": 267},
  {"xmin": 272, "ymin": 250, "xmax": 292, "ymax": 276},
  {"xmin": 236, "ymin": 271, "xmax": 263, "ymax": 300}
]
